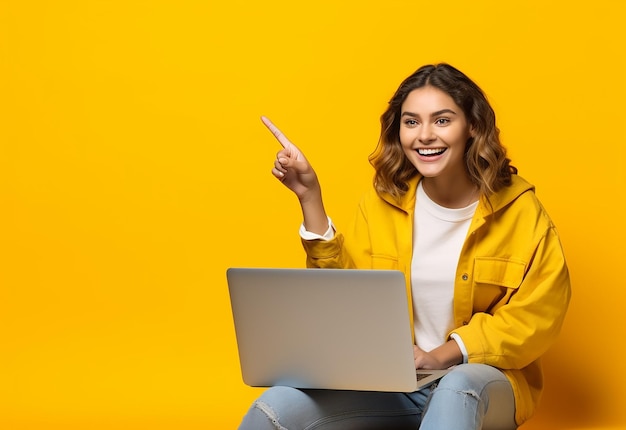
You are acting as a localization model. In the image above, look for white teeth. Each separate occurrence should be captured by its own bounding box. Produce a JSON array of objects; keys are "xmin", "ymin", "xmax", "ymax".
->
[{"xmin": 418, "ymin": 148, "xmax": 446, "ymax": 156}]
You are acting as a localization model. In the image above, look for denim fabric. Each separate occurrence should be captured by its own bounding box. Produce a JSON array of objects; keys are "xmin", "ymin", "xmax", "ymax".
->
[{"xmin": 238, "ymin": 364, "xmax": 516, "ymax": 430}]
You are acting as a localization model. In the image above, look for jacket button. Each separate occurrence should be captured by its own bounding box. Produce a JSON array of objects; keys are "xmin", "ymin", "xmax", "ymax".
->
[{"xmin": 462, "ymin": 273, "xmax": 469, "ymax": 281}]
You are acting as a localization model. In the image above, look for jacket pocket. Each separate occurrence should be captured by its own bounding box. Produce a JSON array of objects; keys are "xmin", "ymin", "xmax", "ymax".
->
[
  {"xmin": 472, "ymin": 257, "xmax": 526, "ymax": 313},
  {"xmin": 370, "ymin": 254, "xmax": 400, "ymax": 270}
]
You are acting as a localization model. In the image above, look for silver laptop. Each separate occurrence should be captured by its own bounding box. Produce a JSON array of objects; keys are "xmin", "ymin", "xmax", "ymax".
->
[{"xmin": 226, "ymin": 267, "xmax": 450, "ymax": 392}]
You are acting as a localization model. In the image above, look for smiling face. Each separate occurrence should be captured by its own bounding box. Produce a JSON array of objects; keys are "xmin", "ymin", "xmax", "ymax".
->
[{"xmin": 399, "ymin": 86, "xmax": 474, "ymax": 182}]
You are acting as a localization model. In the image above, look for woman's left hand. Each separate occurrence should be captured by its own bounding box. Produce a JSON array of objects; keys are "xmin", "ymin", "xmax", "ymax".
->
[
  {"xmin": 413, "ymin": 345, "xmax": 442, "ymax": 370},
  {"xmin": 413, "ymin": 341, "xmax": 463, "ymax": 370}
]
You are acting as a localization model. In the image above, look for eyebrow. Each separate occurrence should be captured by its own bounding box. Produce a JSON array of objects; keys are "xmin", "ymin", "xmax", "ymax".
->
[{"xmin": 401, "ymin": 109, "xmax": 458, "ymax": 118}]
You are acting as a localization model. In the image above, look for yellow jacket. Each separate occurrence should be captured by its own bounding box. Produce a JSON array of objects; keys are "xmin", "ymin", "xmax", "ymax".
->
[{"xmin": 301, "ymin": 174, "xmax": 571, "ymax": 425}]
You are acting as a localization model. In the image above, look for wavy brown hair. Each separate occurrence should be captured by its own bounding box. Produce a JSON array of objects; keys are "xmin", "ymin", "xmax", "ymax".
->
[{"xmin": 369, "ymin": 63, "xmax": 517, "ymax": 201}]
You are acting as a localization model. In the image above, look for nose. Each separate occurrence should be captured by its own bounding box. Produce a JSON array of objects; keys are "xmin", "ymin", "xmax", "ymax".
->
[{"xmin": 418, "ymin": 123, "xmax": 436, "ymax": 144}]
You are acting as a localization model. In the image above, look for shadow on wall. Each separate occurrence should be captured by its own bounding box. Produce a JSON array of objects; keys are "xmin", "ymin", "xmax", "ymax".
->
[{"xmin": 520, "ymin": 341, "xmax": 614, "ymax": 428}]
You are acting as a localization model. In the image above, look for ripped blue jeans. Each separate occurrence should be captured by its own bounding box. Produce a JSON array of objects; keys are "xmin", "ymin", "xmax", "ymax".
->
[{"xmin": 238, "ymin": 364, "xmax": 517, "ymax": 430}]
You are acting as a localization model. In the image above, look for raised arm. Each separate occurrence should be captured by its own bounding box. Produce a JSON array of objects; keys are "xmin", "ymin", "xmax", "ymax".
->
[{"xmin": 261, "ymin": 116, "xmax": 330, "ymax": 235}]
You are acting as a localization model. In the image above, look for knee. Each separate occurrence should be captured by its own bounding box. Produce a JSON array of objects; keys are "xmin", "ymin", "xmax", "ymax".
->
[
  {"xmin": 240, "ymin": 386, "xmax": 303, "ymax": 430},
  {"xmin": 248, "ymin": 398, "xmax": 287, "ymax": 430},
  {"xmin": 435, "ymin": 364, "xmax": 498, "ymax": 394},
  {"xmin": 256, "ymin": 385, "xmax": 316, "ymax": 413}
]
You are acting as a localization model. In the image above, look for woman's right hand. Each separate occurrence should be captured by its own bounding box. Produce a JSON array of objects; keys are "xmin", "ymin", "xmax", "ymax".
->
[{"xmin": 261, "ymin": 116, "xmax": 321, "ymax": 202}]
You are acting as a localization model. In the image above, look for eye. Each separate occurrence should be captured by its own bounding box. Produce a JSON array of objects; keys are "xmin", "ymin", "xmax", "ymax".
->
[
  {"xmin": 403, "ymin": 119, "xmax": 418, "ymax": 127},
  {"xmin": 435, "ymin": 118, "xmax": 450, "ymax": 126}
]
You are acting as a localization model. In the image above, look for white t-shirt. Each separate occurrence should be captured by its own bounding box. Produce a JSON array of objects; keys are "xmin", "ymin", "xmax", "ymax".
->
[{"xmin": 411, "ymin": 181, "xmax": 477, "ymax": 351}]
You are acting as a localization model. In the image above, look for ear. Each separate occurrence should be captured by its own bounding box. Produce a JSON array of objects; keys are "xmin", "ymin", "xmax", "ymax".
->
[{"xmin": 469, "ymin": 124, "xmax": 477, "ymax": 138}]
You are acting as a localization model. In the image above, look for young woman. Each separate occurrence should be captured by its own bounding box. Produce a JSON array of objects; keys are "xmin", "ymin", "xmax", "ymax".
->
[{"xmin": 239, "ymin": 63, "xmax": 571, "ymax": 430}]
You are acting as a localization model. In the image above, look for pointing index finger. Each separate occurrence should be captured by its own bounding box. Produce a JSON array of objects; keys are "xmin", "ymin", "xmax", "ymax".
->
[{"xmin": 261, "ymin": 116, "xmax": 292, "ymax": 149}]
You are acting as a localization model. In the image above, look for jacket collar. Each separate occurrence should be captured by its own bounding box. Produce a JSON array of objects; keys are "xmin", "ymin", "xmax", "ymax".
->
[
  {"xmin": 476, "ymin": 175, "xmax": 535, "ymax": 219},
  {"xmin": 379, "ymin": 174, "xmax": 535, "ymax": 217}
]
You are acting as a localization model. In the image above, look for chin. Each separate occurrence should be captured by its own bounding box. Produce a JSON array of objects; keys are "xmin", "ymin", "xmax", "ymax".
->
[{"xmin": 416, "ymin": 167, "xmax": 443, "ymax": 178}]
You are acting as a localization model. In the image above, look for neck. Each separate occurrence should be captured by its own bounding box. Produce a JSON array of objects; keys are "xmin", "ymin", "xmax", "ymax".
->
[{"xmin": 421, "ymin": 175, "xmax": 478, "ymax": 209}]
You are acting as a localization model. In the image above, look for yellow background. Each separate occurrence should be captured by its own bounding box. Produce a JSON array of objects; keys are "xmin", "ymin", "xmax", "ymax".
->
[{"xmin": 1, "ymin": 1, "xmax": 625, "ymax": 429}]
